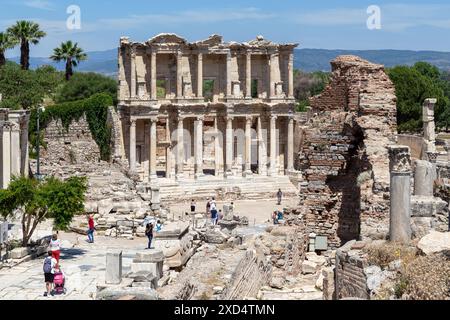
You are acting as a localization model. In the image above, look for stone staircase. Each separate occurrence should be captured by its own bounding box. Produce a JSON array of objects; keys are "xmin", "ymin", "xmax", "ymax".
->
[{"xmin": 155, "ymin": 175, "xmax": 299, "ymax": 202}]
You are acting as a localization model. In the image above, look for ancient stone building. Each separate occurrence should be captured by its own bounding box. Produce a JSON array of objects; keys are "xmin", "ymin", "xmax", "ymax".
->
[
  {"xmin": 0, "ymin": 108, "xmax": 30, "ymax": 189},
  {"xmin": 116, "ymin": 34, "xmax": 300, "ymax": 190},
  {"xmin": 299, "ymin": 56, "xmax": 397, "ymax": 248}
]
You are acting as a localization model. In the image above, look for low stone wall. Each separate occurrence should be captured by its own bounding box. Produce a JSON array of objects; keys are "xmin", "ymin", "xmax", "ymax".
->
[
  {"xmin": 335, "ymin": 241, "xmax": 370, "ymax": 300},
  {"xmin": 397, "ymin": 134, "xmax": 425, "ymax": 160},
  {"xmin": 222, "ymin": 248, "xmax": 272, "ymax": 300}
]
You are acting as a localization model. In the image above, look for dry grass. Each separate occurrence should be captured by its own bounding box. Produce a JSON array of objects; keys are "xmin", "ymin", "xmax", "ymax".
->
[
  {"xmin": 364, "ymin": 242, "xmax": 417, "ymax": 269},
  {"xmin": 402, "ymin": 253, "xmax": 450, "ymax": 300}
]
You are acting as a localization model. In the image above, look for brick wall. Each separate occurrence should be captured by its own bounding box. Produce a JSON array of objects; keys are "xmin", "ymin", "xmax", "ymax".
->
[{"xmin": 299, "ymin": 56, "xmax": 397, "ymax": 248}]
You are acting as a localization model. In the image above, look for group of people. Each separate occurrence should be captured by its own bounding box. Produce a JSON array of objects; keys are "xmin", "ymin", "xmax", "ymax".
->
[
  {"xmin": 190, "ymin": 198, "xmax": 230, "ymax": 226},
  {"xmin": 43, "ymin": 233, "xmax": 65, "ymax": 297}
]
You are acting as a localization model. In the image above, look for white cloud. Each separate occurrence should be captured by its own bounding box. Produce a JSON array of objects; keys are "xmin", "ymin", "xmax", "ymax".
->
[
  {"xmin": 290, "ymin": 3, "xmax": 450, "ymax": 31},
  {"xmin": 23, "ymin": 0, "xmax": 54, "ymax": 11},
  {"xmin": 97, "ymin": 7, "xmax": 275, "ymax": 30}
]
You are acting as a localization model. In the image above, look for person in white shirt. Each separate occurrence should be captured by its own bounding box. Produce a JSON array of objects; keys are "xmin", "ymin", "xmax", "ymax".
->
[
  {"xmin": 49, "ymin": 234, "xmax": 61, "ymax": 262},
  {"xmin": 43, "ymin": 251, "xmax": 58, "ymax": 297}
]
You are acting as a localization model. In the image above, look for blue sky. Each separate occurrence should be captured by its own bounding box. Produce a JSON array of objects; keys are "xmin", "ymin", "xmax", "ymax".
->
[{"xmin": 1, "ymin": 0, "xmax": 449, "ymax": 57}]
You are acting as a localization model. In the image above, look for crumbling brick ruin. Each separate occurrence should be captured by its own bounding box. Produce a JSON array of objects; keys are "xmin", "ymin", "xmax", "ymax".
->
[{"xmin": 299, "ymin": 56, "xmax": 397, "ymax": 248}]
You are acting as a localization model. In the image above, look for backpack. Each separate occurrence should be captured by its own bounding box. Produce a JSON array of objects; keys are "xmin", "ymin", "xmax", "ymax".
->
[{"xmin": 43, "ymin": 257, "xmax": 52, "ymax": 273}]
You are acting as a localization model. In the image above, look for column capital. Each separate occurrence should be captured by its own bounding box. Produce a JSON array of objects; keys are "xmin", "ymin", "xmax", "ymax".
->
[
  {"xmin": 150, "ymin": 117, "xmax": 158, "ymax": 124},
  {"xmin": 225, "ymin": 116, "xmax": 234, "ymax": 122},
  {"xmin": 195, "ymin": 116, "xmax": 205, "ymax": 122},
  {"xmin": 388, "ymin": 145, "xmax": 411, "ymax": 173},
  {"xmin": 245, "ymin": 115, "xmax": 253, "ymax": 123},
  {"xmin": 271, "ymin": 114, "xmax": 278, "ymax": 121},
  {"xmin": 130, "ymin": 119, "xmax": 137, "ymax": 126}
]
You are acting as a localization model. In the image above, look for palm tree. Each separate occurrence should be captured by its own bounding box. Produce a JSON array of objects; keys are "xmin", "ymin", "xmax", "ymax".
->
[
  {"xmin": 7, "ymin": 21, "xmax": 46, "ymax": 70},
  {"xmin": 50, "ymin": 41, "xmax": 87, "ymax": 81},
  {"xmin": 0, "ymin": 32, "xmax": 17, "ymax": 67}
]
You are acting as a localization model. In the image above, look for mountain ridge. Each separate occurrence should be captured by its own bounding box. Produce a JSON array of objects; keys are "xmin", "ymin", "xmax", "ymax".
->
[{"xmin": 8, "ymin": 48, "xmax": 450, "ymax": 76}]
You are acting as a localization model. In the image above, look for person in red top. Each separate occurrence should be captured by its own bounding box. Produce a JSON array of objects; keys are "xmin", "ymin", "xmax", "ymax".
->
[{"xmin": 87, "ymin": 214, "xmax": 95, "ymax": 243}]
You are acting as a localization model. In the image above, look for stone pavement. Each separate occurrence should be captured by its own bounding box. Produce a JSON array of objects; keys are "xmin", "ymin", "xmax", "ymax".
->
[{"xmin": 0, "ymin": 234, "xmax": 147, "ymax": 300}]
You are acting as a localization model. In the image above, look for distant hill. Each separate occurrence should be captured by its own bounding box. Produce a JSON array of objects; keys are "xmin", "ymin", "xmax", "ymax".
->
[{"xmin": 9, "ymin": 48, "xmax": 450, "ymax": 76}]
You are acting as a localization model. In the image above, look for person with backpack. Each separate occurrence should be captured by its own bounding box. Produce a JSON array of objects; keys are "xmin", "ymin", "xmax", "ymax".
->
[
  {"xmin": 206, "ymin": 198, "xmax": 211, "ymax": 215},
  {"xmin": 49, "ymin": 233, "xmax": 61, "ymax": 262},
  {"xmin": 87, "ymin": 214, "xmax": 95, "ymax": 243},
  {"xmin": 43, "ymin": 251, "xmax": 57, "ymax": 297},
  {"xmin": 210, "ymin": 200, "xmax": 218, "ymax": 225},
  {"xmin": 190, "ymin": 199, "xmax": 196, "ymax": 213},
  {"xmin": 145, "ymin": 222, "xmax": 154, "ymax": 249}
]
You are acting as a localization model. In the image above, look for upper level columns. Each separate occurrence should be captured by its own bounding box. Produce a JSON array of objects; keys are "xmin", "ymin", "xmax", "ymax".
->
[
  {"xmin": 246, "ymin": 53, "xmax": 252, "ymax": 99},
  {"xmin": 197, "ymin": 53, "xmax": 203, "ymax": 98},
  {"xmin": 130, "ymin": 48, "xmax": 136, "ymax": 99},
  {"xmin": 0, "ymin": 124, "xmax": 11, "ymax": 189},
  {"xmin": 269, "ymin": 54, "xmax": 276, "ymax": 98},
  {"xmin": 176, "ymin": 51, "xmax": 183, "ymax": 98},
  {"xmin": 288, "ymin": 53, "xmax": 294, "ymax": 98},
  {"xmin": 226, "ymin": 53, "xmax": 232, "ymax": 98},
  {"xmin": 10, "ymin": 124, "xmax": 21, "ymax": 177},
  {"xmin": 150, "ymin": 50, "xmax": 157, "ymax": 100},
  {"xmin": 129, "ymin": 119, "xmax": 137, "ymax": 172}
]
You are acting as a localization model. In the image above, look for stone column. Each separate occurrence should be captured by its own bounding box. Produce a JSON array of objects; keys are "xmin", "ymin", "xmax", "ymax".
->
[
  {"xmin": 388, "ymin": 145, "xmax": 412, "ymax": 243},
  {"xmin": 226, "ymin": 53, "xmax": 232, "ymax": 98},
  {"xmin": 150, "ymin": 50, "xmax": 157, "ymax": 100},
  {"xmin": 0, "ymin": 123, "xmax": 11, "ymax": 189},
  {"xmin": 149, "ymin": 118, "xmax": 158, "ymax": 181},
  {"xmin": 214, "ymin": 117, "xmax": 223, "ymax": 177},
  {"xmin": 287, "ymin": 116, "xmax": 294, "ymax": 172},
  {"xmin": 426, "ymin": 151, "xmax": 439, "ymax": 182},
  {"xmin": 10, "ymin": 123, "xmax": 21, "ymax": 177},
  {"xmin": 288, "ymin": 52, "xmax": 294, "ymax": 98},
  {"xmin": 246, "ymin": 53, "xmax": 252, "ymax": 98},
  {"xmin": 423, "ymin": 98, "xmax": 437, "ymax": 154},
  {"xmin": 130, "ymin": 48, "xmax": 136, "ymax": 99},
  {"xmin": 176, "ymin": 51, "xmax": 183, "ymax": 98},
  {"xmin": 20, "ymin": 121, "xmax": 29, "ymax": 177},
  {"xmin": 106, "ymin": 250, "xmax": 122, "ymax": 285},
  {"xmin": 244, "ymin": 116, "xmax": 253, "ymax": 177},
  {"xmin": 269, "ymin": 115, "xmax": 278, "ymax": 176},
  {"xmin": 197, "ymin": 53, "xmax": 203, "ymax": 99},
  {"xmin": 194, "ymin": 116, "xmax": 204, "ymax": 179},
  {"xmin": 257, "ymin": 116, "xmax": 267, "ymax": 175},
  {"xmin": 165, "ymin": 118, "xmax": 172, "ymax": 179},
  {"xmin": 414, "ymin": 160, "xmax": 433, "ymax": 197},
  {"xmin": 129, "ymin": 119, "xmax": 136, "ymax": 172},
  {"xmin": 269, "ymin": 54, "xmax": 276, "ymax": 98},
  {"xmin": 225, "ymin": 116, "xmax": 234, "ymax": 178},
  {"xmin": 176, "ymin": 117, "xmax": 184, "ymax": 179}
]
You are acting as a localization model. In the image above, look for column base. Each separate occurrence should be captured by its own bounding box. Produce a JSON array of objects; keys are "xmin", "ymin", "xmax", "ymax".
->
[
  {"xmin": 195, "ymin": 173, "xmax": 204, "ymax": 180},
  {"xmin": 268, "ymin": 168, "xmax": 278, "ymax": 177},
  {"xmin": 243, "ymin": 170, "xmax": 253, "ymax": 178},
  {"xmin": 176, "ymin": 173, "xmax": 184, "ymax": 181},
  {"xmin": 149, "ymin": 173, "xmax": 158, "ymax": 182}
]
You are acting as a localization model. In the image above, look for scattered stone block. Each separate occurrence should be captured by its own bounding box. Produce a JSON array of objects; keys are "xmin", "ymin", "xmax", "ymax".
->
[
  {"xmin": 302, "ymin": 260, "xmax": 318, "ymax": 274},
  {"xmin": 106, "ymin": 250, "xmax": 122, "ymax": 285},
  {"xmin": 417, "ymin": 231, "xmax": 450, "ymax": 255}
]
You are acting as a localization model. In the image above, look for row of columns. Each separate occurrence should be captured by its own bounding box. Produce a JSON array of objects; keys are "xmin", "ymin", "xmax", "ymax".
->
[
  {"xmin": 128, "ymin": 49, "xmax": 295, "ymax": 100},
  {"xmin": 128, "ymin": 115, "xmax": 295, "ymax": 181},
  {"xmin": 0, "ymin": 121, "xmax": 26, "ymax": 189}
]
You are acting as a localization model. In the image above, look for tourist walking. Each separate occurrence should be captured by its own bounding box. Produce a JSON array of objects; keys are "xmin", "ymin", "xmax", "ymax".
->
[
  {"xmin": 210, "ymin": 200, "xmax": 218, "ymax": 225},
  {"xmin": 206, "ymin": 198, "xmax": 211, "ymax": 215},
  {"xmin": 277, "ymin": 189, "xmax": 283, "ymax": 205},
  {"xmin": 43, "ymin": 251, "xmax": 57, "ymax": 297},
  {"xmin": 156, "ymin": 220, "xmax": 162, "ymax": 232},
  {"xmin": 87, "ymin": 214, "xmax": 95, "ymax": 243},
  {"xmin": 191, "ymin": 199, "xmax": 196, "ymax": 213},
  {"xmin": 145, "ymin": 222, "xmax": 154, "ymax": 249},
  {"xmin": 49, "ymin": 234, "xmax": 61, "ymax": 262}
]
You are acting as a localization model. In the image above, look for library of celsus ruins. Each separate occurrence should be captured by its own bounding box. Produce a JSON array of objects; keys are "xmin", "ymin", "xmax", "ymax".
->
[{"xmin": 116, "ymin": 34, "xmax": 299, "ymax": 187}]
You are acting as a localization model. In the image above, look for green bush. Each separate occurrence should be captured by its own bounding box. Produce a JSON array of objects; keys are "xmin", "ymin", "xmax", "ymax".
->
[
  {"xmin": 56, "ymin": 72, "xmax": 117, "ymax": 105},
  {"xmin": 29, "ymin": 93, "xmax": 113, "ymax": 161}
]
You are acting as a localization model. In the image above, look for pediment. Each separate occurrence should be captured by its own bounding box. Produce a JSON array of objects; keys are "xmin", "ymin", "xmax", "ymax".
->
[
  {"xmin": 147, "ymin": 33, "xmax": 187, "ymax": 45},
  {"xmin": 195, "ymin": 34, "xmax": 223, "ymax": 46}
]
